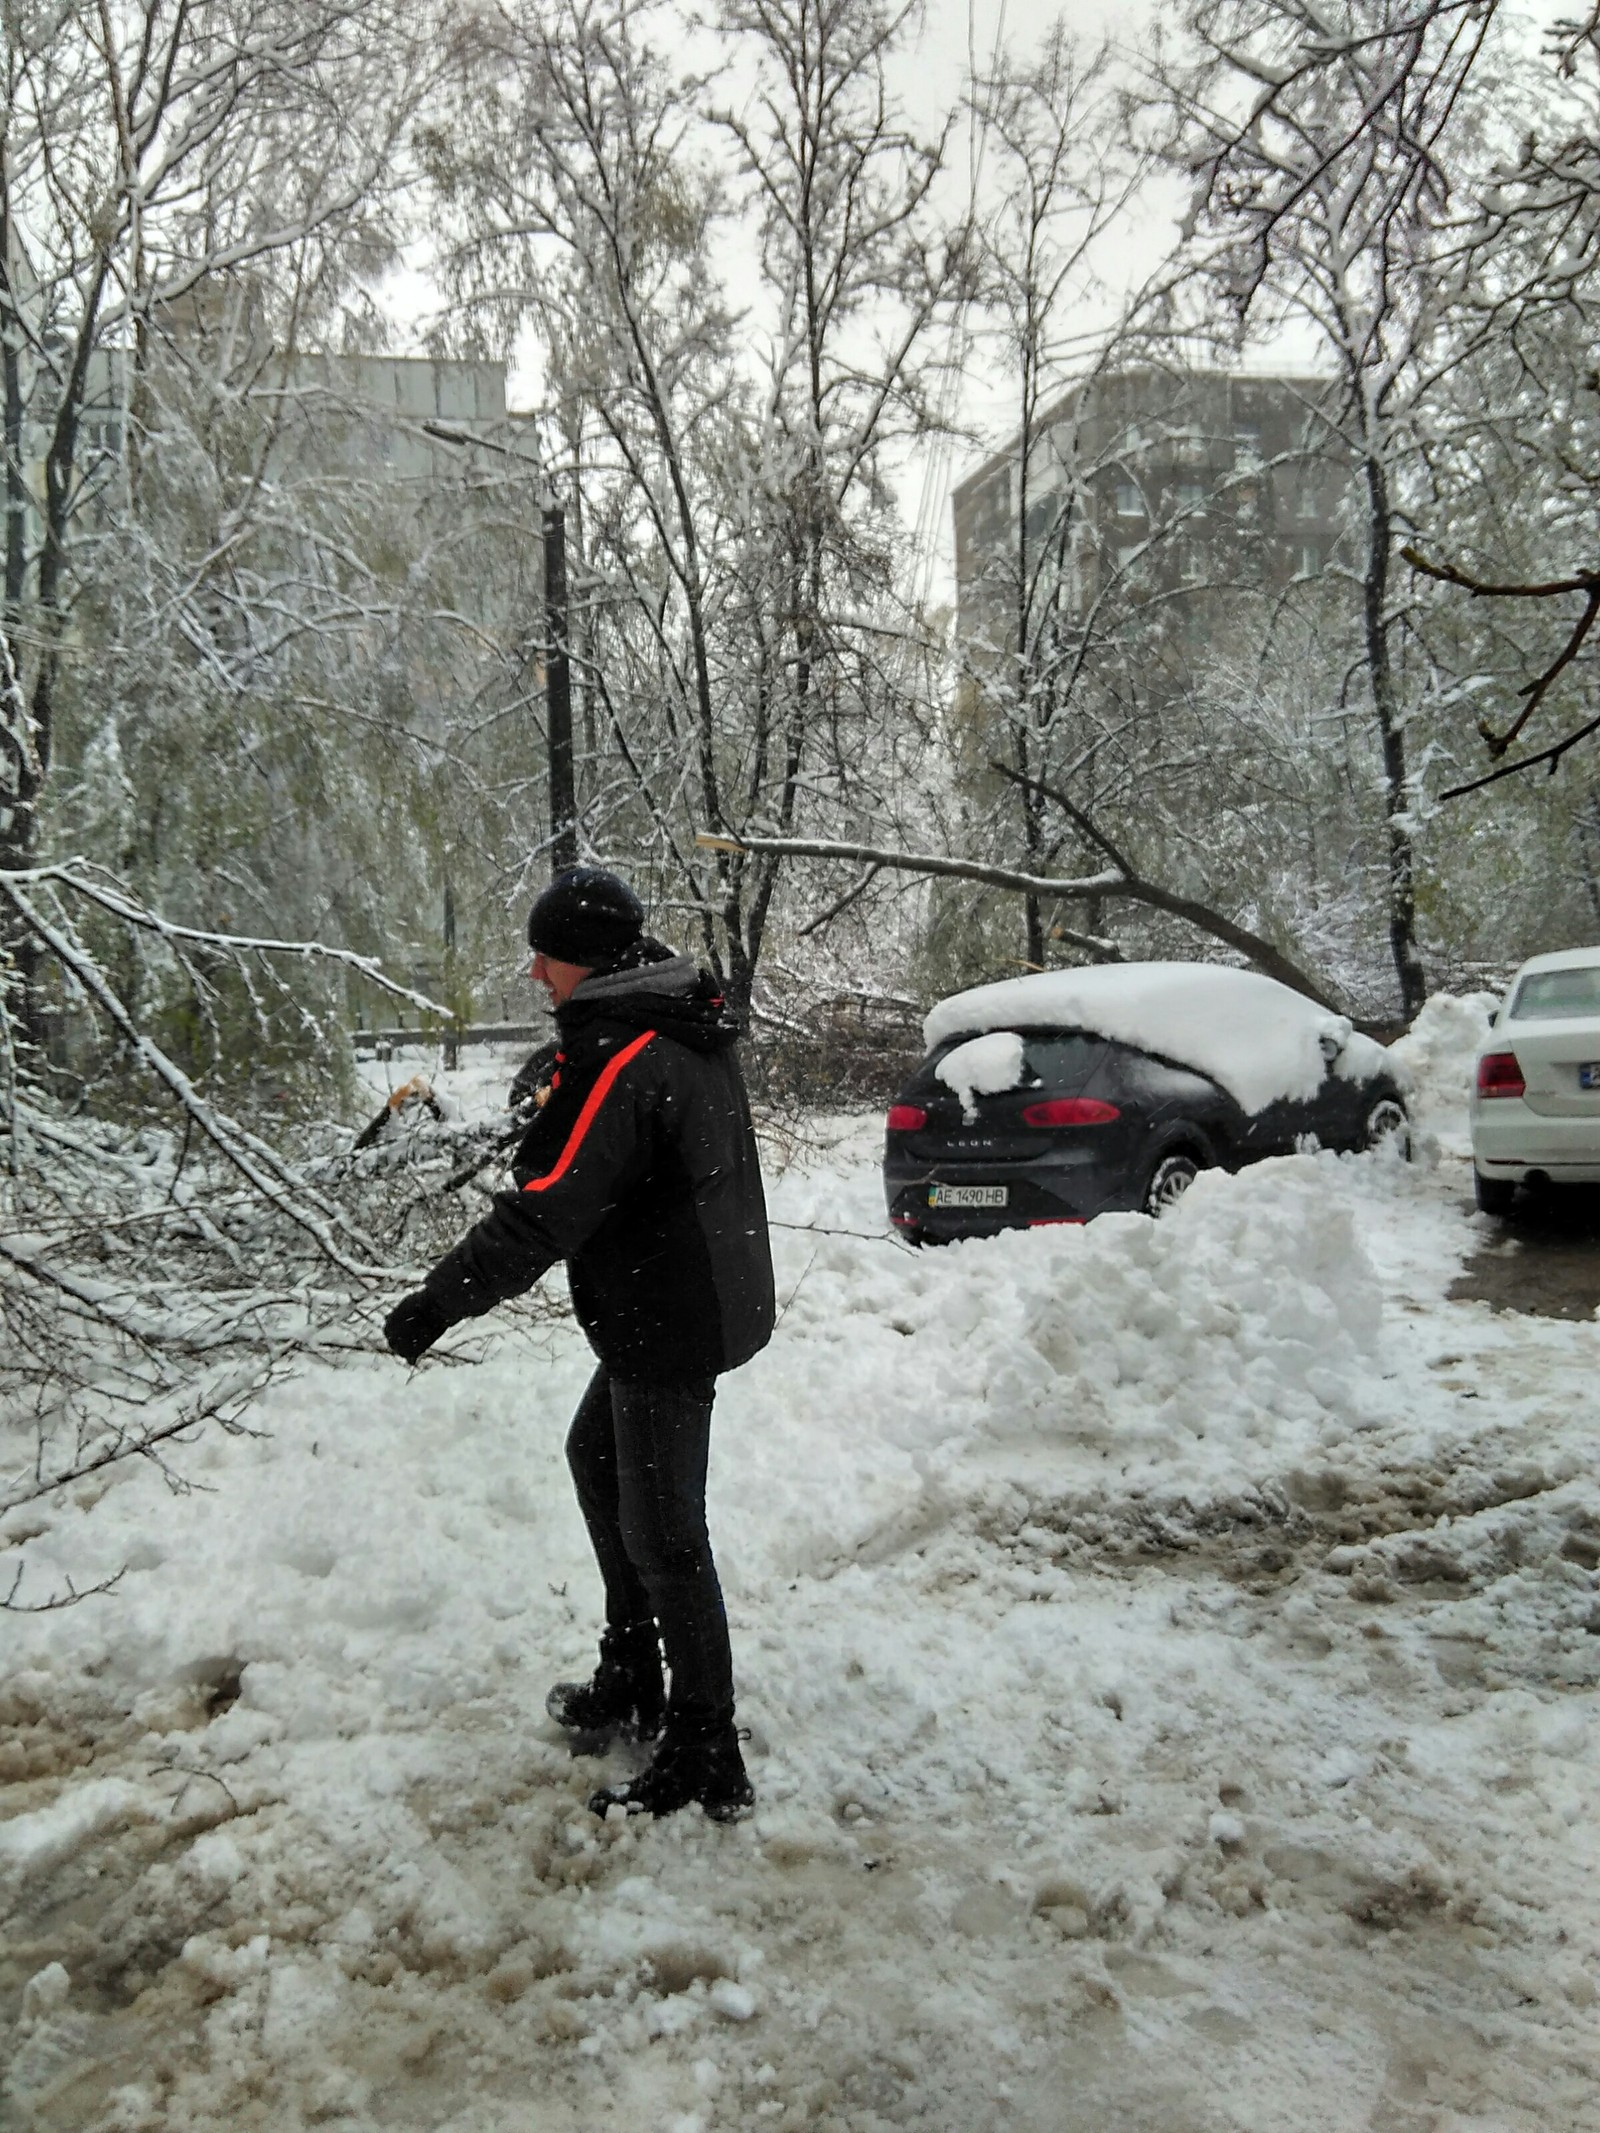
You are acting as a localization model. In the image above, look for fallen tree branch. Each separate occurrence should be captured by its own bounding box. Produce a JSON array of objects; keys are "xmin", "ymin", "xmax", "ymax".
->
[
  {"xmin": 1, "ymin": 1364, "xmax": 272, "ymax": 1516},
  {"xmin": 986, "ymin": 765, "xmax": 1347, "ymax": 1012},
  {"xmin": 695, "ymin": 833, "xmax": 1126, "ymax": 961},
  {"xmin": 2, "ymin": 876, "xmax": 389, "ymax": 1277},
  {"xmin": 2, "ymin": 1561, "xmax": 127, "ymax": 1613},
  {"xmin": 699, "ymin": 818, "xmax": 1343, "ymax": 1012},
  {"xmin": 16, "ymin": 860, "xmax": 452, "ymax": 1020},
  {"xmin": 0, "ymin": 863, "xmax": 477, "ymax": 1598}
]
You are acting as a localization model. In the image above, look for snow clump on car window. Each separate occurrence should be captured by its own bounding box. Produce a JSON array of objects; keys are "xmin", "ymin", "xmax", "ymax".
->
[{"xmin": 934, "ymin": 1031, "xmax": 1027, "ymax": 1122}]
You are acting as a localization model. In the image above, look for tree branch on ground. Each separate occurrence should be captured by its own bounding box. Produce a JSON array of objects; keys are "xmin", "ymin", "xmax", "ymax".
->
[{"xmin": 0, "ymin": 855, "xmax": 513, "ymax": 1606}]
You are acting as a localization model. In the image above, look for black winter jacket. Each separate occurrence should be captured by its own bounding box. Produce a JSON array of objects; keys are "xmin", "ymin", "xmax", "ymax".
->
[{"xmin": 418, "ymin": 954, "xmax": 775, "ymax": 1381}]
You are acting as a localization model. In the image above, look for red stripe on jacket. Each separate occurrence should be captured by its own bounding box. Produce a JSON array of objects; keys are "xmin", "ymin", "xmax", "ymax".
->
[{"xmin": 520, "ymin": 1030, "xmax": 657, "ymax": 1194}]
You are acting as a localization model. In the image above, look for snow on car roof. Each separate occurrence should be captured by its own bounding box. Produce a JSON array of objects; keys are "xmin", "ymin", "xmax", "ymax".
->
[
  {"xmin": 923, "ymin": 960, "xmax": 1362, "ymax": 1117},
  {"xmin": 1508, "ymin": 944, "xmax": 1600, "ymax": 976}
]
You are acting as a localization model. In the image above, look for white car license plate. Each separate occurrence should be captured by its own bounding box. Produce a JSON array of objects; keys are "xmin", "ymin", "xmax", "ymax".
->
[
  {"xmin": 1581, "ymin": 1063, "xmax": 1600, "ymax": 1090},
  {"xmin": 929, "ymin": 1184, "xmax": 1008, "ymax": 1209}
]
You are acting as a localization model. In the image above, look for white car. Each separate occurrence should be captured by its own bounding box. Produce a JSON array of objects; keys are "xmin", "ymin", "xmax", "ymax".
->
[{"xmin": 1471, "ymin": 946, "xmax": 1600, "ymax": 1214}]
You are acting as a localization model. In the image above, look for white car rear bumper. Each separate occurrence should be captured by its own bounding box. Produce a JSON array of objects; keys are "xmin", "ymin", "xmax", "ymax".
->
[{"xmin": 1471, "ymin": 1097, "xmax": 1600, "ymax": 1182}]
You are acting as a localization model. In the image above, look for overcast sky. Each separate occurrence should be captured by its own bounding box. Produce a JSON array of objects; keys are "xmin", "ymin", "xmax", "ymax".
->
[
  {"xmin": 464, "ymin": 0, "xmax": 1179, "ymax": 597},
  {"xmin": 888, "ymin": 0, "xmax": 1176, "ymax": 600},
  {"xmin": 907, "ymin": 0, "xmax": 1158, "ymax": 117}
]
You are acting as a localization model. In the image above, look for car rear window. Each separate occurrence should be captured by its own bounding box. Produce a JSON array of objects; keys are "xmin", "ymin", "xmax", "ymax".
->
[
  {"xmin": 1508, "ymin": 967, "xmax": 1600, "ymax": 1020},
  {"xmin": 1019, "ymin": 1033, "xmax": 1106, "ymax": 1086},
  {"xmin": 913, "ymin": 1030, "xmax": 1105, "ymax": 1096}
]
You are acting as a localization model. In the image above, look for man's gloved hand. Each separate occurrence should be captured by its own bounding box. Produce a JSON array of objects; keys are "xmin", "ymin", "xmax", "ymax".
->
[{"xmin": 384, "ymin": 1291, "xmax": 451, "ymax": 1365}]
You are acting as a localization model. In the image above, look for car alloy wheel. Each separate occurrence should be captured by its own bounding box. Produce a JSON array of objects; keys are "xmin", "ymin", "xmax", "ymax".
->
[
  {"xmin": 1143, "ymin": 1151, "xmax": 1199, "ymax": 1217},
  {"xmin": 1361, "ymin": 1096, "xmax": 1411, "ymax": 1157}
]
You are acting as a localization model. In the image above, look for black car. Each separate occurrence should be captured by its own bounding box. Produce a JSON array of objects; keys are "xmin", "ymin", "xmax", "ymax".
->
[{"xmin": 883, "ymin": 974, "xmax": 1408, "ymax": 1243}]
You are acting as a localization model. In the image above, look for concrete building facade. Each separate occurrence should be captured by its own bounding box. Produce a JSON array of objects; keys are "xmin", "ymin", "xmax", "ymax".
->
[
  {"xmin": 60, "ymin": 345, "xmax": 518, "ymax": 508},
  {"xmin": 951, "ymin": 368, "xmax": 1350, "ymax": 653}
]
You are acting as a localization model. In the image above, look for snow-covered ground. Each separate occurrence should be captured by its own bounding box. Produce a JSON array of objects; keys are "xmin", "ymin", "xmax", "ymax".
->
[{"xmin": 6, "ymin": 1012, "xmax": 1600, "ymax": 2133}]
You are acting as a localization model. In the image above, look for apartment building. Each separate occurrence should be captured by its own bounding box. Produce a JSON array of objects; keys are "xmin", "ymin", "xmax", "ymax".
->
[
  {"xmin": 65, "ymin": 344, "xmax": 517, "ymax": 501},
  {"xmin": 951, "ymin": 368, "xmax": 1349, "ymax": 651}
]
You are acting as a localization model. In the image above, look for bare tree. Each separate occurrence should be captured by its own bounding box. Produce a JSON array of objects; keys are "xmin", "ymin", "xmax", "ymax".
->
[
  {"xmin": 959, "ymin": 30, "xmax": 1148, "ymax": 966},
  {"xmin": 943, "ymin": 26, "xmax": 1383, "ymax": 1006},
  {"xmin": 427, "ymin": 0, "xmax": 961, "ymax": 1007},
  {"xmin": 428, "ymin": 0, "xmax": 748, "ymax": 962},
  {"xmin": 710, "ymin": 0, "xmax": 963, "ymax": 997},
  {"xmin": 1153, "ymin": 0, "xmax": 1503, "ymax": 1015},
  {"xmin": 1400, "ymin": 8, "xmax": 1600, "ymax": 799}
]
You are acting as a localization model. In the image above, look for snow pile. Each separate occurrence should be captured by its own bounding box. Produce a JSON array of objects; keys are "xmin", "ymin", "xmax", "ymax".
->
[
  {"xmin": 0, "ymin": 1781, "xmax": 150, "ymax": 1883},
  {"xmin": 923, "ymin": 961, "xmax": 1390, "ymax": 1116},
  {"xmin": 1389, "ymin": 990, "xmax": 1497, "ymax": 1156},
  {"xmin": 972, "ymin": 1157, "xmax": 1387, "ymax": 1465},
  {"xmin": 1, "ymin": 1146, "xmax": 1389, "ymax": 1706},
  {"xmin": 933, "ymin": 1029, "xmax": 1026, "ymax": 1119},
  {"xmin": 733, "ymin": 1149, "xmax": 1387, "ymax": 1578}
]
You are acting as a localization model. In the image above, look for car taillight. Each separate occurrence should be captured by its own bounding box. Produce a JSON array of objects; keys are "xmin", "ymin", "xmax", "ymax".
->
[
  {"xmin": 1021, "ymin": 1098, "xmax": 1121, "ymax": 1126},
  {"xmin": 886, "ymin": 1104, "xmax": 927, "ymax": 1132},
  {"xmin": 1477, "ymin": 1052, "xmax": 1525, "ymax": 1100}
]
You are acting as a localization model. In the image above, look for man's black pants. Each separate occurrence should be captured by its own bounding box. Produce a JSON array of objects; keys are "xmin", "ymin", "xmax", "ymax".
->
[{"xmin": 565, "ymin": 1367, "xmax": 734, "ymax": 1738}]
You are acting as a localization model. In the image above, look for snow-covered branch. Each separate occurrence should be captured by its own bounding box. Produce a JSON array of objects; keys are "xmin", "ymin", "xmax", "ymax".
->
[{"xmin": 698, "ymin": 815, "xmax": 1344, "ymax": 1009}]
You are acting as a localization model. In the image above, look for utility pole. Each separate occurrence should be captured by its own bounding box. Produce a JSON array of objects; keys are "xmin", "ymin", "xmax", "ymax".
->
[
  {"xmin": 442, "ymin": 872, "xmax": 458, "ymax": 1070},
  {"xmin": 544, "ymin": 503, "xmax": 577, "ymax": 872},
  {"xmin": 417, "ymin": 421, "xmax": 579, "ymax": 877}
]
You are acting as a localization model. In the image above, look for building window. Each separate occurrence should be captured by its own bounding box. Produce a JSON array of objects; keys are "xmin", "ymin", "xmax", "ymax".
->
[
  {"xmin": 1297, "ymin": 543, "xmax": 1322, "ymax": 578},
  {"xmin": 1234, "ymin": 418, "xmax": 1264, "ymax": 458},
  {"xmin": 1172, "ymin": 479, "xmax": 1206, "ymax": 515},
  {"xmin": 1024, "ymin": 493, "xmax": 1062, "ymax": 546},
  {"xmin": 1113, "ymin": 477, "xmax": 1144, "ymax": 518},
  {"xmin": 1167, "ymin": 424, "xmax": 1209, "ymax": 464}
]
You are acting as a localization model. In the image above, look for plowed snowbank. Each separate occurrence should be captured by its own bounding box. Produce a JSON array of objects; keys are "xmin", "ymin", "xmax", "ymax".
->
[{"xmin": 734, "ymin": 1149, "xmax": 1385, "ymax": 1575}]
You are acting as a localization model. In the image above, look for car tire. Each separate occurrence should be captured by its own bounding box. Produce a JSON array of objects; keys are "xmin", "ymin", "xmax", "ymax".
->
[
  {"xmin": 1473, "ymin": 1170, "xmax": 1515, "ymax": 1217},
  {"xmin": 1361, "ymin": 1093, "xmax": 1412, "ymax": 1157},
  {"xmin": 1143, "ymin": 1150, "xmax": 1200, "ymax": 1218}
]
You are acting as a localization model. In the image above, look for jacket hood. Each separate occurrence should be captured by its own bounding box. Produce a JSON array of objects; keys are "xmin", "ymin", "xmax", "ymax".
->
[
  {"xmin": 572, "ymin": 950, "xmax": 698, "ymax": 1005},
  {"xmin": 559, "ymin": 952, "xmax": 742, "ymax": 1053}
]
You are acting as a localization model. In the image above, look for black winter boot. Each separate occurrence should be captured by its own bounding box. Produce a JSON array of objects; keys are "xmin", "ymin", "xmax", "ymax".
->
[
  {"xmin": 587, "ymin": 1726, "xmax": 754, "ymax": 1822},
  {"xmin": 546, "ymin": 1623, "xmax": 665, "ymax": 1745}
]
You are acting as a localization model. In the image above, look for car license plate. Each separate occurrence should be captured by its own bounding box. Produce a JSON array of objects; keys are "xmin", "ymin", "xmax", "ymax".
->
[
  {"xmin": 1582, "ymin": 1063, "xmax": 1600, "ymax": 1090},
  {"xmin": 929, "ymin": 1183, "xmax": 1008, "ymax": 1209}
]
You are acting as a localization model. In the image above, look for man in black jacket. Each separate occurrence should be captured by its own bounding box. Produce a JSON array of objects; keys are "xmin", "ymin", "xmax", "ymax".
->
[{"xmin": 383, "ymin": 868, "xmax": 775, "ymax": 1821}]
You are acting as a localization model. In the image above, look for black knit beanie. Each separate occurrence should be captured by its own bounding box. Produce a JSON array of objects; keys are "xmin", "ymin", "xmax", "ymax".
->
[{"xmin": 526, "ymin": 867, "xmax": 645, "ymax": 968}]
